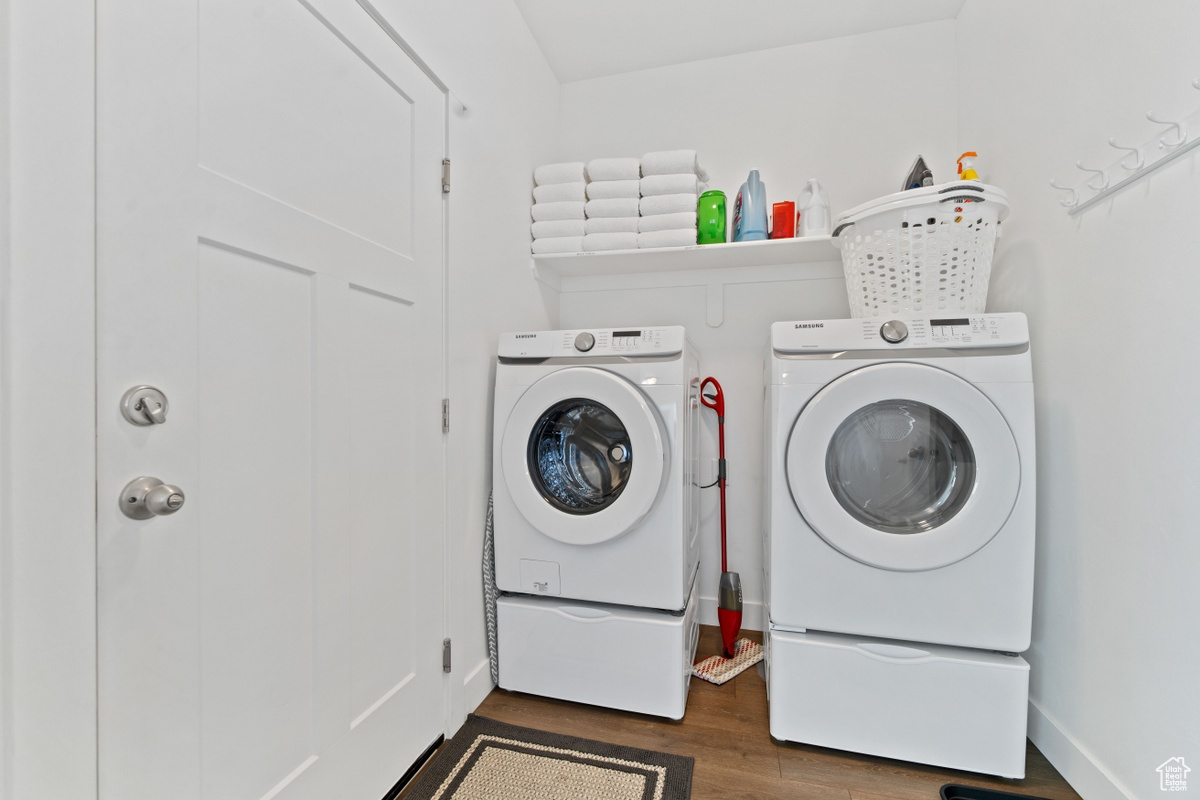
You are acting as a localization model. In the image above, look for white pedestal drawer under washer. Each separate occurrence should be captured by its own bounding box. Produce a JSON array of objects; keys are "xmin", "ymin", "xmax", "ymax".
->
[{"xmin": 493, "ymin": 326, "xmax": 701, "ymax": 612}]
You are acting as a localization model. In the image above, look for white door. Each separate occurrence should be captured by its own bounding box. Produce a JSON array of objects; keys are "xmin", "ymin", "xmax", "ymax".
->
[{"xmin": 95, "ymin": 2, "xmax": 447, "ymax": 799}]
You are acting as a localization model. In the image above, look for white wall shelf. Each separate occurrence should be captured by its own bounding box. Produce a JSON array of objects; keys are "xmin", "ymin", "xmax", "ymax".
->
[{"xmin": 531, "ymin": 236, "xmax": 844, "ymax": 326}]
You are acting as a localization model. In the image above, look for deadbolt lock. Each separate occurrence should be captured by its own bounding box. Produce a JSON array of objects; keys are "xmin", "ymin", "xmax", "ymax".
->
[{"xmin": 121, "ymin": 385, "xmax": 169, "ymax": 425}]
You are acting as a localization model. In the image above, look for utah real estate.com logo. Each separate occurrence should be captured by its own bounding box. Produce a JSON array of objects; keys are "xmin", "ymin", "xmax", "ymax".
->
[{"xmin": 1158, "ymin": 757, "xmax": 1190, "ymax": 792}]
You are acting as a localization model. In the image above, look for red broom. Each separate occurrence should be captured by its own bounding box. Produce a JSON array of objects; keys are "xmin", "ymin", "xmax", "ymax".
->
[{"xmin": 700, "ymin": 377, "xmax": 742, "ymax": 659}]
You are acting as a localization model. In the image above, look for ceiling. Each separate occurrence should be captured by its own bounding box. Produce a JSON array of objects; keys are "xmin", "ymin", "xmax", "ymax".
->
[{"xmin": 513, "ymin": 0, "xmax": 966, "ymax": 83}]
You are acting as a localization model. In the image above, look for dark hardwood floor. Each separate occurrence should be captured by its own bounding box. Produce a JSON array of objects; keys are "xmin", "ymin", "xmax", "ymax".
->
[{"xmin": 453, "ymin": 626, "xmax": 1081, "ymax": 800}]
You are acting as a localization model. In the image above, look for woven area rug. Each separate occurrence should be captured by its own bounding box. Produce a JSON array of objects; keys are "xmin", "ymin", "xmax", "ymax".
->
[{"xmin": 404, "ymin": 714, "xmax": 694, "ymax": 800}]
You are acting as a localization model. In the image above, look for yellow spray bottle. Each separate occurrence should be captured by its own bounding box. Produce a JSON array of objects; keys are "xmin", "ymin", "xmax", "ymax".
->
[{"xmin": 957, "ymin": 151, "xmax": 980, "ymax": 181}]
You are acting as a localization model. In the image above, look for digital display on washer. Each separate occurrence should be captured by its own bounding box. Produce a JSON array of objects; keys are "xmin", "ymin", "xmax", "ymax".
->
[
  {"xmin": 612, "ymin": 330, "xmax": 642, "ymax": 338},
  {"xmin": 929, "ymin": 318, "xmax": 970, "ymax": 327}
]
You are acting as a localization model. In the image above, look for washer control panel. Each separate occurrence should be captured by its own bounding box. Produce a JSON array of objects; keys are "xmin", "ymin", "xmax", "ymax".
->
[
  {"xmin": 773, "ymin": 313, "xmax": 1028, "ymax": 353},
  {"xmin": 499, "ymin": 326, "xmax": 685, "ymax": 358}
]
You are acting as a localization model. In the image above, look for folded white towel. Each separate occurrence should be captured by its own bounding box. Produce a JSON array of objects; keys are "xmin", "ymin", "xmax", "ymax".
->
[
  {"xmin": 586, "ymin": 180, "xmax": 641, "ymax": 200},
  {"xmin": 586, "ymin": 216, "xmax": 640, "ymax": 234},
  {"xmin": 531, "ymin": 219, "xmax": 586, "ymax": 239},
  {"xmin": 586, "ymin": 158, "xmax": 641, "ymax": 182},
  {"xmin": 534, "ymin": 162, "xmax": 586, "ymax": 186},
  {"xmin": 641, "ymin": 150, "xmax": 709, "ymax": 182},
  {"xmin": 531, "ymin": 201, "xmax": 585, "ymax": 222},
  {"xmin": 640, "ymin": 194, "xmax": 698, "ymax": 216},
  {"xmin": 638, "ymin": 229, "xmax": 697, "ymax": 249},
  {"xmin": 531, "ymin": 236, "xmax": 584, "ymax": 255},
  {"xmin": 586, "ymin": 198, "xmax": 641, "ymax": 218},
  {"xmin": 638, "ymin": 212, "xmax": 698, "ymax": 233},
  {"xmin": 640, "ymin": 174, "xmax": 706, "ymax": 197},
  {"xmin": 533, "ymin": 182, "xmax": 586, "ymax": 203},
  {"xmin": 583, "ymin": 232, "xmax": 638, "ymax": 252}
]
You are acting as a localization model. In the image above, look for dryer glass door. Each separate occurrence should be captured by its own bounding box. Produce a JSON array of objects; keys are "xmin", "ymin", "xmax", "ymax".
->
[
  {"xmin": 787, "ymin": 362, "xmax": 1020, "ymax": 571},
  {"xmin": 826, "ymin": 399, "xmax": 976, "ymax": 534}
]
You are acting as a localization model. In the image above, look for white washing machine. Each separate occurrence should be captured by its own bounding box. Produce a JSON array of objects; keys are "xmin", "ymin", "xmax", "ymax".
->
[
  {"xmin": 493, "ymin": 326, "xmax": 701, "ymax": 612},
  {"xmin": 763, "ymin": 313, "xmax": 1036, "ymax": 778}
]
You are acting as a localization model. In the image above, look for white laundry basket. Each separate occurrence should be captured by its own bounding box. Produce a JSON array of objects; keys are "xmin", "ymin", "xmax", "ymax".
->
[{"xmin": 832, "ymin": 182, "xmax": 1009, "ymax": 318}]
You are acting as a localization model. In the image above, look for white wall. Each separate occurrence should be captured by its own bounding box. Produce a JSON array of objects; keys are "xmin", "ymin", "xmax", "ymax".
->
[
  {"xmin": 957, "ymin": 2, "xmax": 1200, "ymax": 798},
  {"xmin": 0, "ymin": 2, "xmax": 98, "ymax": 798},
  {"xmin": 556, "ymin": 22, "xmax": 959, "ymax": 628},
  {"xmin": 369, "ymin": 0, "xmax": 561, "ymax": 728}
]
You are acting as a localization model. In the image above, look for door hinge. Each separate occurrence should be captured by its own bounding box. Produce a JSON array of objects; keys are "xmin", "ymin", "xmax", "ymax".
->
[
  {"xmin": 442, "ymin": 638, "xmax": 452, "ymax": 673},
  {"xmin": 441, "ymin": 398, "xmax": 450, "ymax": 433},
  {"xmin": 441, "ymin": 158, "xmax": 451, "ymax": 194}
]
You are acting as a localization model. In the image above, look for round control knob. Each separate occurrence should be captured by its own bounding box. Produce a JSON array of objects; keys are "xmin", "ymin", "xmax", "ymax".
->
[
  {"xmin": 574, "ymin": 332, "xmax": 596, "ymax": 352},
  {"xmin": 880, "ymin": 320, "xmax": 909, "ymax": 344}
]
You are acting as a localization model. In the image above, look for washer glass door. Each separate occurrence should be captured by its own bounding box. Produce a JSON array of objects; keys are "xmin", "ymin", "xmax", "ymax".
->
[
  {"xmin": 529, "ymin": 398, "xmax": 633, "ymax": 514},
  {"xmin": 502, "ymin": 367, "xmax": 668, "ymax": 545},
  {"xmin": 787, "ymin": 362, "xmax": 1020, "ymax": 571}
]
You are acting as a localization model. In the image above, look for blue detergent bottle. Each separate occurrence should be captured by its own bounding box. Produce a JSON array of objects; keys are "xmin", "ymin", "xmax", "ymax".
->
[{"xmin": 732, "ymin": 170, "xmax": 768, "ymax": 242}]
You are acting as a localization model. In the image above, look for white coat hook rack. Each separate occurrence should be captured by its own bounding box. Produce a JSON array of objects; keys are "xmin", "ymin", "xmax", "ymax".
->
[{"xmin": 1057, "ymin": 79, "xmax": 1200, "ymax": 215}]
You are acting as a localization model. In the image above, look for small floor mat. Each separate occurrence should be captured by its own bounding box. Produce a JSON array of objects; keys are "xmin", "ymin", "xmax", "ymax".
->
[
  {"xmin": 692, "ymin": 638, "xmax": 764, "ymax": 685},
  {"xmin": 404, "ymin": 714, "xmax": 694, "ymax": 799}
]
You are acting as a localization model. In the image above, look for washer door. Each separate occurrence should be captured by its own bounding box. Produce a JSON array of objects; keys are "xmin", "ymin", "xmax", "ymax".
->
[
  {"xmin": 502, "ymin": 367, "xmax": 668, "ymax": 545},
  {"xmin": 786, "ymin": 362, "xmax": 1020, "ymax": 571}
]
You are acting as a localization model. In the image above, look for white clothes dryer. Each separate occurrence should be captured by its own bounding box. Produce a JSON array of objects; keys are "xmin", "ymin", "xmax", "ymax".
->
[
  {"xmin": 493, "ymin": 326, "xmax": 701, "ymax": 612},
  {"xmin": 763, "ymin": 313, "xmax": 1036, "ymax": 777},
  {"xmin": 764, "ymin": 313, "xmax": 1036, "ymax": 652}
]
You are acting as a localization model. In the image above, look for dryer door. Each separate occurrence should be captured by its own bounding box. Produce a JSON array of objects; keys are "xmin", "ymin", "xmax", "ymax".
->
[
  {"xmin": 786, "ymin": 362, "xmax": 1020, "ymax": 571},
  {"xmin": 502, "ymin": 367, "xmax": 668, "ymax": 545}
]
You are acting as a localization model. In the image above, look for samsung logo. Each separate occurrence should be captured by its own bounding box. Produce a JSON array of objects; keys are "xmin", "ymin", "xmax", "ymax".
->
[
  {"xmin": 794, "ymin": 323, "xmax": 824, "ymax": 329},
  {"xmin": 514, "ymin": 334, "xmax": 538, "ymax": 339}
]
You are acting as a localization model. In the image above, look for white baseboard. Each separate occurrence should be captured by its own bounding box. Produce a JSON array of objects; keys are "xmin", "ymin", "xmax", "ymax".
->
[
  {"xmin": 1027, "ymin": 697, "xmax": 1135, "ymax": 800},
  {"xmin": 697, "ymin": 595, "xmax": 764, "ymax": 632},
  {"xmin": 462, "ymin": 657, "xmax": 495, "ymax": 714}
]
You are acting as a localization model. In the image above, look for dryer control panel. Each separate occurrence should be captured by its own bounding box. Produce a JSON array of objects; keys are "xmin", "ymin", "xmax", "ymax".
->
[
  {"xmin": 499, "ymin": 326, "xmax": 685, "ymax": 359},
  {"xmin": 773, "ymin": 313, "xmax": 1029, "ymax": 354}
]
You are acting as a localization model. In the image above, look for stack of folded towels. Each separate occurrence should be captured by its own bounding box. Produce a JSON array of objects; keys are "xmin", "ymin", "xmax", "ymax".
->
[
  {"xmin": 637, "ymin": 150, "xmax": 709, "ymax": 250},
  {"xmin": 583, "ymin": 158, "xmax": 642, "ymax": 252},
  {"xmin": 531, "ymin": 162, "xmax": 586, "ymax": 254}
]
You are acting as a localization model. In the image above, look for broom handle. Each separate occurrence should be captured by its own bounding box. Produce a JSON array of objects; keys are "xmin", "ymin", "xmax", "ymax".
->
[
  {"xmin": 717, "ymin": 415, "xmax": 727, "ymax": 574},
  {"xmin": 700, "ymin": 377, "xmax": 728, "ymax": 573}
]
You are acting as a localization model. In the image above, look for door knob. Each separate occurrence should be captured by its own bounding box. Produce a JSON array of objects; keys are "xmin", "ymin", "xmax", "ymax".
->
[
  {"xmin": 121, "ymin": 385, "xmax": 169, "ymax": 425},
  {"xmin": 120, "ymin": 476, "xmax": 186, "ymax": 519}
]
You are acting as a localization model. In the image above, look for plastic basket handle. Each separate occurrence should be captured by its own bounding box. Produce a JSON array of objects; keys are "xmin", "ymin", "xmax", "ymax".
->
[{"xmin": 833, "ymin": 193, "xmax": 996, "ymax": 238}]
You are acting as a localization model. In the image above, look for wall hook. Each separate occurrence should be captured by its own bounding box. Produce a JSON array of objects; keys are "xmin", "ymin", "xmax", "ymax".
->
[
  {"xmin": 1146, "ymin": 110, "xmax": 1187, "ymax": 149},
  {"xmin": 1074, "ymin": 161, "xmax": 1108, "ymax": 191},
  {"xmin": 1191, "ymin": 77, "xmax": 1200, "ymax": 91},
  {"xmin": 1049, "ymin": 178, "xmax": 1078, "ymax": 208},
  {"xmin": 1107, "ymin": 137, "xmax": 1144, "ymax": 170}
]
